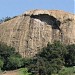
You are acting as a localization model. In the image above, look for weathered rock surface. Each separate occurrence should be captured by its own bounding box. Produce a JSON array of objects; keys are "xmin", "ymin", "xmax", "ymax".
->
[{"xmin": 0, "ymin": 9, "xmax": 75, "ymax": 57}]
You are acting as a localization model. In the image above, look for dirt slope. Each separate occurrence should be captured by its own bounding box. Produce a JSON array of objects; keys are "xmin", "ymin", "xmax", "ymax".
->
[{"xmin": 0, "ymin": 70, "xmax": 18, "ymax": 75}]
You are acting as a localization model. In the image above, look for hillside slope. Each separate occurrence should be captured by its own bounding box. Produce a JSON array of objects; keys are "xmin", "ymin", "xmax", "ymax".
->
[{"xmin": 0, "ymin": 10, "xmax": 75, "ymax": 57}]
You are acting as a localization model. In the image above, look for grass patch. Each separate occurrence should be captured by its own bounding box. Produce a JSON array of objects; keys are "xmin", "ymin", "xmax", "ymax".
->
[
  {"xmin": 58, "ymin": 67, "xmax": 75, "ymax": 75},
  {"xmin": 18, "ymin": 68, "xmax": 31, "ymax": 75},
  {"xmin": 52, "ymin": 67, "xmax": 75, "ymax": 75}
]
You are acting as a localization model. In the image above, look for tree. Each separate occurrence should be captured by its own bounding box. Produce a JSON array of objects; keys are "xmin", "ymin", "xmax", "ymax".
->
[
  {"xmin": 0, "ymin": 17, "xmax": 11, "ymax": 24},
  {"xmin": 28, "ymin": 41, "xmax": 67, "ymax": 75},
  {"xmin": 0, "ymin": 42, "xmax": 23, "ymax": 70},
  {"xmin": 65, "ymin": 44, "xmax": 75, "ymax": 66},
  {"xmin": 3, "ymin": 17, "xmax": 11, "ymax": 22}
]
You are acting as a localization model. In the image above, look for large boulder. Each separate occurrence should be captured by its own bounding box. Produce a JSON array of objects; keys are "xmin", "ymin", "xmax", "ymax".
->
[{"xmin": 0, "ymin": 9, "xmax": 75, "ymax": 57}]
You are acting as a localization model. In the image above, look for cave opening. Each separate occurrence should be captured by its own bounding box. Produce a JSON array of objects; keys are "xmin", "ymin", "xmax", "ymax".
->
[{"xmin": 30, "ymin": 14, "xmax": 61, "ymax": 30}]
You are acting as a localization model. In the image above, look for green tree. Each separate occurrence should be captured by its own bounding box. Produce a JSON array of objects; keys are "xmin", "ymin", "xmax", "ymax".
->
[
  {"xmin": 0, "ymin": 17, "xmax": 11, "ymax": 24},
  {"xmin": 3, "ymin": 17, "xmax": 11, "ymax": 22},
  {"xmin": 0, "ymin": 42, "xmax": 23, "ymax": 70},
  {"xmin": 65, "ymin": 44, "xmax": 75, "ymax": 66},
  {"xmin": 28, "ymin": 41, "xmax": 67, "ymax": 75}
]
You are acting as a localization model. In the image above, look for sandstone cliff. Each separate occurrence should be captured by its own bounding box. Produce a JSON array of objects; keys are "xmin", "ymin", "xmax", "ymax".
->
[{"xmin": 0, "ymin": 10, "xmax": 75, "ymax": 57}]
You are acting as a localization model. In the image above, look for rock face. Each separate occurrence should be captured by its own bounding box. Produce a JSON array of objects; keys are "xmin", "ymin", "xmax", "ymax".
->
[{"xmin": 0, "ymin": 10, "xmax": 75, "ymax": 57}]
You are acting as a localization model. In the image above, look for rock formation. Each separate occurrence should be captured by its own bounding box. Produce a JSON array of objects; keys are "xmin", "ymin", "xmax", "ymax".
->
[{"xmin": 0, "ymin": 9, "xmax": 75, "ymax": 57}]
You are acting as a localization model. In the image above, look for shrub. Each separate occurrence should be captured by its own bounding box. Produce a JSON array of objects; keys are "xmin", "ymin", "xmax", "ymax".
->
[
  {"xmin": 19, "ymin": 68, "xmax": 32, "ymax": 75},
  {"xmin": 58, "ymin": 67, "xmax": 74, "ymax": 75},
  {"xmin": 6, "ymin": 56, "xmax": 23, "ymax": 70}
]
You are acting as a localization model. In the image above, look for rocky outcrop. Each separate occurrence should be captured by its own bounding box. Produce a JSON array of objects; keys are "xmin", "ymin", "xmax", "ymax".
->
[{"xmin": 0, "ymin": 9, "xmax": 75, "ymax": 57}]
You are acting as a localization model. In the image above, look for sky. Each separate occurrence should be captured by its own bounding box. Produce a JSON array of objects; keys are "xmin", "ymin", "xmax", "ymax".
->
[{"xmin": 0, "ymin": 0, "xmax": 74, "ymax": 18}]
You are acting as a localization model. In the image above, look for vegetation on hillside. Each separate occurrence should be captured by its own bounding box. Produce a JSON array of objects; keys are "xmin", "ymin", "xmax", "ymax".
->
[
  {"xmin": 19, "ymin": 68, "xmax": 32, "ymax": 75},
  {"xmin": 0, "ymin": 41, "xmax": 75, "ymax": 75},
  {"xmin": 26, "ymin": 41, "xmax": 75, "ymax": 75},
  {"xmin": 58, "ymin": 67, "xmax": 75, "ymax": 75},
  {"xmin": 0, "ymin": 16, "xmax": 17, "ymax": 24},
  {"xmin": 0, "ymin": 42, "xmax": 23, "ymax": 70},
  {"xmin": 0, "ymin": 17, "xmax": 11, "ymax": 23}
]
